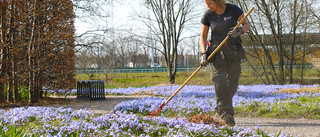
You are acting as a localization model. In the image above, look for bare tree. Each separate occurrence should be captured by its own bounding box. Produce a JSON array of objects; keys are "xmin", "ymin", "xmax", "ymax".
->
[
  {"xmin": 299, "ymin": 0, "xmax": 319, "ymax": 84},
  {"xmin": 77, "ymin": 51, "xmax": 95, "ymax": 79},
  {"xmin": 114, "ymin": 36, "xmax": 129, "ymax": 68},
  {"xmin": 136, "ymin": 0, "xmax": 201, "ymax": 84},
  {"xmin": 99, "ymin": 54, "xmax": 114, "ymax": 84},
  {"xmin": 287, "ymin": 0, "xmax": 318, "ymax": 84},
  {"xmin": 232, "ymin": 0, "xmax": 320, "ymax": 84},
  {"xmin": 73, "ymin": 0, "xmax": 114, "ymax": 53},
  {"xmin": 127, "ymin": 37, "xmax": 144, "ymax": 68}
]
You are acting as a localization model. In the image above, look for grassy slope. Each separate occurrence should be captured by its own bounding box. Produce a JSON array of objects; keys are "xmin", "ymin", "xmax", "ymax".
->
[{"xmin": 75, "ymin": 69, "xmax": 320, "ymax": 88}]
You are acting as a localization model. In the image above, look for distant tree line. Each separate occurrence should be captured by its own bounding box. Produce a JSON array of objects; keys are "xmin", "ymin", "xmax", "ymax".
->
[{"xmin": 0, "ymin": 0, "xmax": 75, "ymax": 103}]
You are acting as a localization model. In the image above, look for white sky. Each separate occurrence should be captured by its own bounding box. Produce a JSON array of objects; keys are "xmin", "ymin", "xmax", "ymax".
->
[
  {"xmin": 74, "ymin": 1, "xmax": 145, "ymax": 35},
  {"xmin": 74, "ymin": 1, "xmax": 320, "ymax": 41},
  {"xmin": 74, "ymin": 0, "xmax": 205, "ymax": 36}
]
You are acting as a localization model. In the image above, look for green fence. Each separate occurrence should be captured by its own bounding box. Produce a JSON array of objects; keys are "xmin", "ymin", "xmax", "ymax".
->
[
  {"xmin": 75, "ymin": 67, "xmax": 210, "ymax": 74},
  {"xmin": 75, "ymin": 64, "xmax": 314, "ymax": 74}
]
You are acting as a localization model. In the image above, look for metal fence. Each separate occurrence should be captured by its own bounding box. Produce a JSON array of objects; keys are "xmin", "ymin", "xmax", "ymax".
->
[
  {"xmin": 75, "ymin": 64, "xmax": 314, "ymax": 74},
  {"xmin": 75, "ymin": 67, "xmax": 210, "ymax": 74},
  {"xmin": 241, "ymin": 64, "xmax": 314, "ymax": 70}
]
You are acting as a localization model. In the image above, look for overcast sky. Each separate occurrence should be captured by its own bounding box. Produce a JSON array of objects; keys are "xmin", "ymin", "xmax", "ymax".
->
[
  {"xmin": 74, "ymin": 0, "xmax": 320, "ymax": 40},
  {"xmin": 74, "ymin": 1, "xmax": 146, "ymax": 35},
  {"xmin": 74, "ymin": 0, "xmax": 205, "ymax": 36}
]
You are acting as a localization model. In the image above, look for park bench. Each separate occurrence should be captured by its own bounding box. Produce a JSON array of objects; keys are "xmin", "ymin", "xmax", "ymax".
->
[{"xmin": 77, "ymin": 80, "xmax": 106, "ymax": 101}]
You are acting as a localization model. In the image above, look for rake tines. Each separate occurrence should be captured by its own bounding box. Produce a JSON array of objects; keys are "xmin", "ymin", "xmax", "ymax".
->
[{"xmin": 147, "ymin": 102, "xmax": 165, "ymax": 117}]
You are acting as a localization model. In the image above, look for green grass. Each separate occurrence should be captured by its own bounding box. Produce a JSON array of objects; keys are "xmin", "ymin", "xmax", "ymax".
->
[
  {"xmin": 75, "ymin": 70, "xmax": 255, "ymax": 88},
  {"xmin": 75, "ymin": 69, "xmax": 320, "ymax": 88},
  {"xmin": 75, "ymin": 71, "xmax": 214, "ymax": 88},
  {"xmin": 0, "ymin": 123, "xmax": 26, "ymax": 137},
  {"xmin": 235, "ymin": 96, "xmax": 320, "ymax": 119}
]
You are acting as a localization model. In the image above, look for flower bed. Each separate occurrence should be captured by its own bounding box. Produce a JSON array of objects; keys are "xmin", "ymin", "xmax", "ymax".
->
[
  {"xmin": 1, "ymin": 84, "xmax": 319, "ymax": 136},
  {"xmin": 0, "ymin": 107, "xmax": 290, "ymax": 136},
  {"xmin": 106, "ymin": 84, "xmax": 319, "ymax": 97},
  {"xmin": 113, "ymin": 85, "xmax": 320, "ymax": 117}
]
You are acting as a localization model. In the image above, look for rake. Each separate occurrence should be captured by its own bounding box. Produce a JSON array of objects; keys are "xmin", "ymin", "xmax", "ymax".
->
[{"xmin": 148, "ymin": 7, "xmax": 254, "ymax": 117}]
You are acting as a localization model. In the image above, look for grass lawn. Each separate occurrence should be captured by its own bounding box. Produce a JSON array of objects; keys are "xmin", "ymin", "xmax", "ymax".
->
[{"xmin": 75, "ymin": 69, "xmax": 320, "ymax": 88}]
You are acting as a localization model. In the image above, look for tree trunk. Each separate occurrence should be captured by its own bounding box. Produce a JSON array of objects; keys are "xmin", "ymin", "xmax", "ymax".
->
[
  {"xmin": 278, "ymin": 43, "xmax": 285, "ymax": 84},
  {"xmin": 7, "ymin": 0, "xmax": 19, "ymax": 103},
  {"xmin": 167, "ymin": 65, "xmax": 175, "ymax": 84},
  {"xmin": 13, "ymin": 43, "xmax": 18, "ymax": 102},
  {"xmin": 29, "ymin": 48, "xmax": 35, "ymax": 103},
  {"xmin": 0, "ymin": 0, "xmax": 8, "ymax": 103},
  {"xmin": 169, "ymin": 75, "xmax": 175, "ymax": 84},
  {"xmin": 300, "ymin": 44, "xmax": 305, "ymax": 85},
  {"xmin": 29, "ymin": 0, "xmax": 37, "ymax": 103},
  {"xmin": 300, "ymin": 0, "xmax": 309, "ymax": 85},
  {"xmin": 289, "ymin": 0, "xmax": 298, "ymax": 84},
  {"xmin": 13, "ymin": 58, "xmax": 19, "ymax": 102},
  {"xmin": 6, "ymin": 0, "xmax": 15, "ymax": 102},
  {"xmin": 7, "ymin": 78, "xmax": 13, "ymax": 102}
]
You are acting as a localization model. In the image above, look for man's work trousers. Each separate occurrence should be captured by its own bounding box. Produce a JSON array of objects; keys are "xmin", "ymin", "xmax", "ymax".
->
[{"xmin": 210, "ymin": 46, "xmax": 241, "ymax": 116}]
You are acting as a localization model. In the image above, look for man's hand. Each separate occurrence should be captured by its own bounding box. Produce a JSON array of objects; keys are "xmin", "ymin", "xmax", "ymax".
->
[
  {"xmin": 200, "ymin": 52, "xmax": 208, "ymax": 67},
  {"xmin": 228, "ymin": 27, "xmax": 244, "ymax": 38}
]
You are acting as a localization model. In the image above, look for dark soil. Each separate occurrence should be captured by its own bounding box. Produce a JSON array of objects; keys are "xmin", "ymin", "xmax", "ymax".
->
[{"xmin": 0, "ymin": 97, "xmax": 72, "ymax": 110}]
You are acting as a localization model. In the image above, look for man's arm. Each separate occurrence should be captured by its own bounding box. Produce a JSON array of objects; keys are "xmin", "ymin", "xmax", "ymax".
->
[
  {"xmin": 237, "ymin": 13, "xmax": 250, "ymax": 33},
  {"xmin": 200, "ymin": 24, "xmax": 209, "ymax": 53}
]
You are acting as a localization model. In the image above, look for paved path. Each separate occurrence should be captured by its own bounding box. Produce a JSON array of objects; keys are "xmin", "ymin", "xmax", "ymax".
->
[
  {"xmin": 235, "ymin": 117, "xmax": 320, "ymax": 137},
  {"xmin": 47, "ymin": 95, "xmax": 147, "ymax": 114},
  {"xmin": 46, "ymin": 96, "xmax": 320, "ymax": 137}
]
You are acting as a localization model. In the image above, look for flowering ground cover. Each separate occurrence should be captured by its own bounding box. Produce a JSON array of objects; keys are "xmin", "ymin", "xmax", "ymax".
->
[
  {"xmin": 1, "ymin": 84, "xmax": 319, "ymax": 136},
  {"xmin": 113, "ymin": 84, "xmax": 320, "ymax": 118},
  {"xmin": 0, "ymin": 107, "xmax": 289, "ymax": 136}
]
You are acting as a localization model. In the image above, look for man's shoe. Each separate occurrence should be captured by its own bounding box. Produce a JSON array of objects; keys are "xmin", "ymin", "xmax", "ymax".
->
[{"xmin": 220, "ymin": 112, "xmax": 235, "ymax": 126}]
